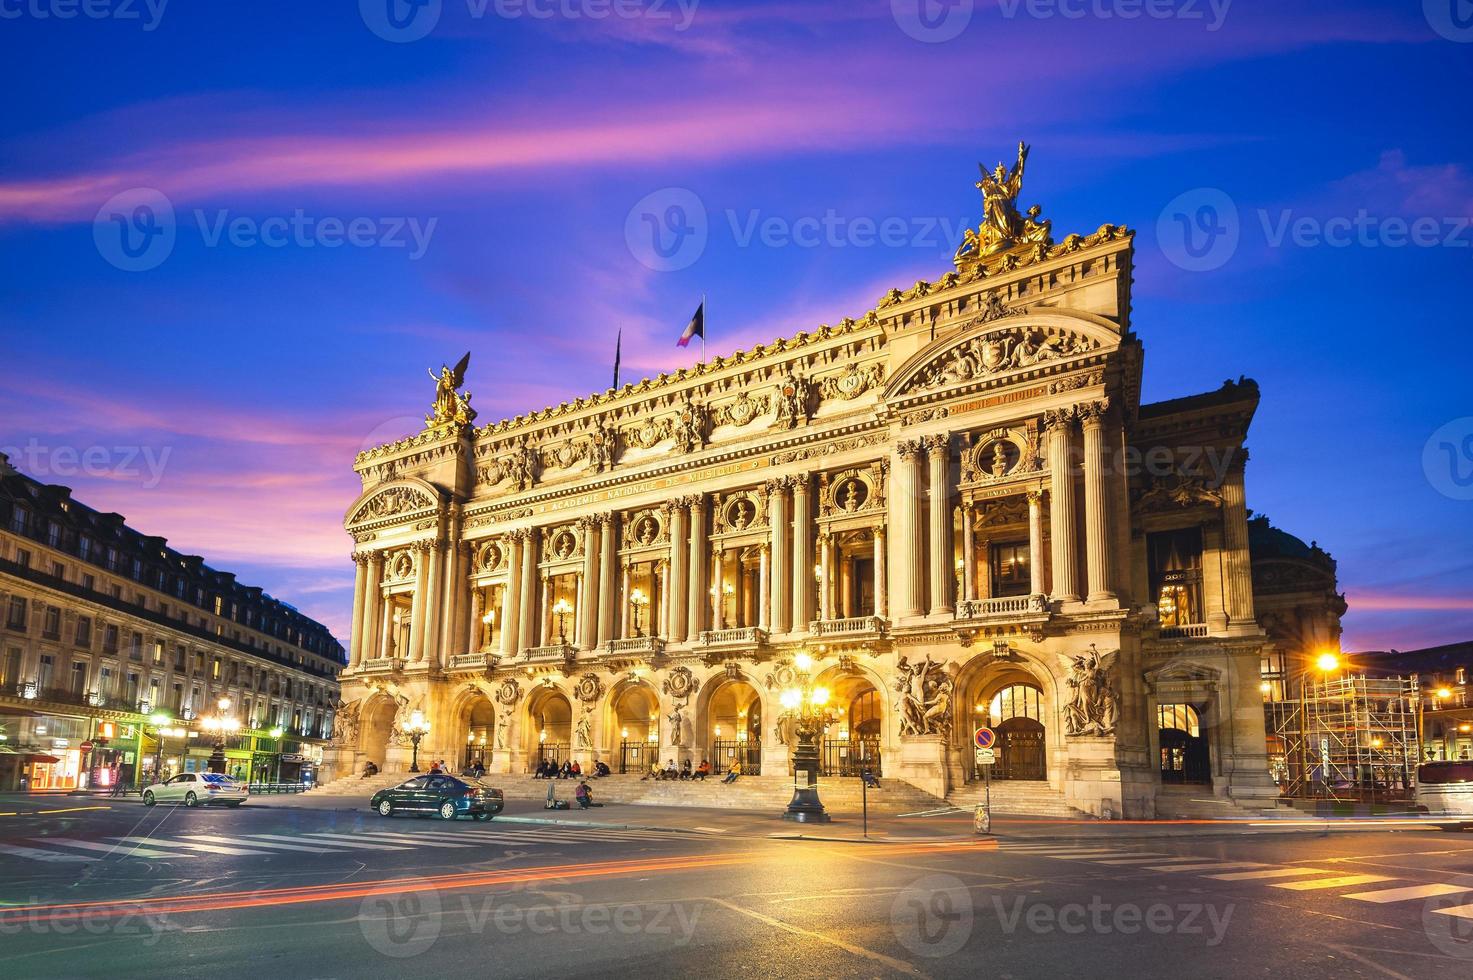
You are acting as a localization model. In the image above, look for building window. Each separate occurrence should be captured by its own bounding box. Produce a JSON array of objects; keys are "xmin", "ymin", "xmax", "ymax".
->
[
  {"xmin": 1, "ymin": 647, "xmax": 20, "ymax": 687},
  {"xmin": 989, "ymin": 540, "xmax": 1032, "ymax": 598},
  {"xmin": 75, "ymin": 616, "xmax": 92, "ymax": 648},
  {"xmin": 1147, "ymin": 527, "xmax": 1205, "ymax": 627},
  {"xmin": 106, "ymin": 547, "xmax": 118, "ymax": 571},
  {"xmin": 174, "ymin": 646, "xmax": 186, "ymax": 671},
  {"xmin": 1459, "ymin": 668, "xmax": 1467, "ymax": 686},
  {"xmin": 130, "ymin": 557, "xmax": 142, "ymax": 580},
  {"xmin": 47, "ymin": 520, "xmax": 61, "ymax": 547},
  {"xmin": 81, "ymin": 573, "xmax": 94, "ymax": 591},
  {"xmin": 5, "ymin": 597, "xmax": 26, "ymax": 631},
  {"xmin": 9, "ymin": 503, "xmax": 27, "ymax": 533},
  {"xmin": 50, "ymin": 561, "xmax": 65, "ymax": 580},
  {"xmin": 129, "ymin": 632, "xmax": 144, "ymax": 662},
  {"xmin": 152, "ymin": 640, "xmax": 164, "ymax": 666},
  {"xmin": 211, "ymin": 657, "xmax": 221, "ymax": 679},
  {"xmin": 103, "ymin": 624, "xmax": 119, "ymax": 654},
  {"xmin": 42, "ymin": 606, "xmax": 61, "ymax": 640},
  {"xmin": 78, "ymin": 535, "xmax": 91, "ymax": 561},
  {"xmin": 15, "ymin": 548, "xmax": 30, "ymax": 569},
  {"xmin": 70, "ymin": 661, "xmax": 87, "ymax": 695}
]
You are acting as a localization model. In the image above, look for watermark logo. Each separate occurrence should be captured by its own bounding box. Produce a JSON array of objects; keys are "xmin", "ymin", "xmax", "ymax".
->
[
  {"xmin": 891, "ymin": 874, "xmax": 973, "ymax": 958},
  {"xmin": 1157, "ymin": 187, "xmax": 1239, "ymax": 272},
  {"xmin": 1423, "ymin": 895, "xmax": 1473, "ymax": 958},
  {"xmin": 1423, "ymin": 417, "xmax": 1473, "ymax": 501},
  {"xmin": 891, "ymin": 0, "xmax": 974, "ymax": 42},
  {"xmin": 625, "ymin": 187, "xmax": 708, "ymax": 271},
  {"xmin": 991, "ymin": 896, "xmax": 1234, "ymax": 944},
  {"xmin": 359, "ymin": 888, "xmax": 442, "ymax": 958},
  {"xmin": 0, "ymin": 439, "xmax": 172, "ymax": 489},
  {"xmin": 94, "ymin": 188, "xmax": 176, "ymax": 272},
  {"xmin": 360, "ymin": 0, "xmax": 442, "ymax": 42},
  {"xmin": 995, "ymin": 0, "xmax": 1231, "ymax": 31},
  {"xmin": 0, "ymin": 0, "xmax": 169, "ymax": 30},
  {"xmin": 1425, "ymin": 0, "xmax": 1473, "ymax": 42}
]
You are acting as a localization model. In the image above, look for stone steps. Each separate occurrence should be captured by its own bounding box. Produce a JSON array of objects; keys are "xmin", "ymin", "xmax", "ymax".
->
[
  {"xmin": 1152, "ymin": 789, "xmax": 1281, "ymax": 820},
  {"xmin": 503, "ymin": 774, "xmax": 946, "ymax": 813},
  {"xmin": 946, "ymin": 780, "xmax": 1089, "ymax": 818}
]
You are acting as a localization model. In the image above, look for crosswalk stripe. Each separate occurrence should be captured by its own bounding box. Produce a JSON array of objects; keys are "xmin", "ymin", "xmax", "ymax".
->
[
  {"xmin": 1431, "ymin": 903, "xmax": 1473, "ymax": 920},
  {"xmin": 43, "ymin": 838, "xmax": 195, "ymax": 859},
  {"xmin": 1044, "ymin": 851, "xmax": 1147, "ymax": 860},
  {"xmin": 1144, "ymin": 862, "xmax": 1267, "ymax": 872},
  {"xmin": 1095, "ymin": 857, "xmax": 1195, "ymax": 865},
  {"xmin": 0, "ymin": 842, "xmax": 97, "ymax": 863},
  {"xmin": 344, "ymin": 832, "xmax": 479, "ymax": 848},
  {"xmin": 247, "ymin": 833, "xmax": 404, "ymax": 851},
  {"xmin": 1344, "ymin": 883, "xmax": 1469, "ymax": 903},
  {"xmin": 184, "ymin": 835, "xmax": 349, "ymax": 854},
  {"xmin": 109, "ymin": 836, "xmax": 277, "ymax": 856},
  {"xmin": 1209, "ymin": 867, "xmax": 1338, "ymax": 881},
  {"xmin": 294, "ymin": 834, "xmax": 414, "ymax": 851},
  {"xmin": 1272, "ymin": 874, "xmax": 1393, "ymax": 891}
]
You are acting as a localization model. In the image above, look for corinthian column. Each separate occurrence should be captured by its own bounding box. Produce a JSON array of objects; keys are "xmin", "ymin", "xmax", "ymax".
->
[
  {"xmin": 363, "ymin": 551, "xmax": 384, "ymax": 661},
  {"xmin": 767, "ymin": 480, "xmax": 789, "ymax": 633},
  {"xmin": 758, "ymin": 543, "xmax": 771, "ymax": 632},
  {"xmin": 424, "ymin": 541, "xmax": 446, "ymax": 663},
  {"xmin": 1080, "ymin": 400, "xmax": 1116, "ymax": 603},
  {"xmin": 501, "ymin": 534, "xmax": 522, "ymax": 656},
  {"xmin": 517, "ymin": 530, "xmax": 538, "ymax": 651},
  {"xmin": 1046, "ymin": 409, "xmax": 1080, "ymax": 604},
  {"xmin": 409, "ymin": 542, "xmax": 430, "ymax": 662},
  {"xmin": 873, "ymin": 527, "xmax": 887, "ymax": 619},
  {"xmin": 580, "ymin": 517, "xmax": 599, "ymax": 649},
  {"xmin": 711, "ymin": 551, "xmax": 725, "ymax": 631},
  {"xmin": 347, "ymin": 553, "xmax": 369, "ymax": 668},
  {"xmin": 668, "ymin": 503, "xmax": 688, "ymax": 643},
  {"xmin": 790, "ymin": 474, "xmax": 812, "ymax": 630},
  {"xmin": 925, "ymin": 434, "xmax": 954, "ymax": 616},
  {"xmin": 687, "ymin": 497, "xmax": 706, "ymax": 637},
  {"xmin": 1027, "ymin": 490, "xmax": 1046, "ymax": 596},
  {"xmin": 889, "ymin": 440, "xmax": 925, "ymax": 619},
  {"xmin": 1221, "ymin": 451, "xmax": 1256, "ymax": 630},
  {"xmin": 468, "ymin": 587, "xmax": 484, "ymax": 653},
  {"xmin": 598, "ymin": 513, "xmax": 617, "ymax": 646}
]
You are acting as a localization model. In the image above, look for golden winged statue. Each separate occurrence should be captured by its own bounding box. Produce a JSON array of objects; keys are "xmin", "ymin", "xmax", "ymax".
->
[
  {"xmin": 426, "ymin": 351, "xmax": 477, "ymax": 434},
  {"xmin": 955, "ymin": 141, "xmax": 1053, "ymax": 270}
]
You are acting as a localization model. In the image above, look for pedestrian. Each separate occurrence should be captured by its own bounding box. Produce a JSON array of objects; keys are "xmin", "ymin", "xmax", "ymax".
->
[
  {"xmin": 694, "ymin": 759, "xmax": 711, "ymax": 781},
  {"xmin": 861, "ymin": 766, "xmax": 882, "ymax": 790},
  {"xmin": 722, "ymin": 761, "xmax": 742, "ymax": 784},
  {"xmin": 575, "ymin": 780, "xmax": 593, "ymax": 809}
]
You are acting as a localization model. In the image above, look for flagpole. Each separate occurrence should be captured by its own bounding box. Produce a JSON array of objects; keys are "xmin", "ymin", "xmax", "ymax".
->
[{"xmin": 700, "ymin": 292, "xmax": 706, "ymax": 365}]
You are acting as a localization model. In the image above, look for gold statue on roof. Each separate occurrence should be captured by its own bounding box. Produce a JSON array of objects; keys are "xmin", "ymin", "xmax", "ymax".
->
[
  {"xmin": 426, "ymin": 352, "xmax": 477, "ymax": 434},
  {"xmin": 955, "ymin": 141, "xmax": 1053, "ymax": 271}
]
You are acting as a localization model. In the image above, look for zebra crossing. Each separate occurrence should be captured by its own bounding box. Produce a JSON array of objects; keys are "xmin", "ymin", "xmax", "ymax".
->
[
  {"xmin": 0, "ymin": 824, "xmax": 692, "ymax": 865},
  {"xmin": 989, "ymin": 839, "xmax": 1473, "ymax": 920}
]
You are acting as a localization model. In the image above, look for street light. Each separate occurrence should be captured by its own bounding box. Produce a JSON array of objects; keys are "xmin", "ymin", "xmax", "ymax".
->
[
  {"xmin": 405, "ymin": 710, "xmax": 431, "ymax": 773},
  {"xmin": 779, "ymin": 652, "xmax": 834, "ymax": 824},
  {"xmin": 1316, "ymin": 652, "xmax": 1341, "ymax": 674},
  {"xmin": 201, "ymin": 697, "xmax": 239, "ymax": 775},
  {"xmin": 630, "ymin": 588, "xmax": 649, "ymax": 637},
  {"xmin": 552, "ymin": 597, "xmax": 574, "ymax": 644},
  {"xmin": 481, "ymin": 607, "xmax": 495, "ymax": 649}
]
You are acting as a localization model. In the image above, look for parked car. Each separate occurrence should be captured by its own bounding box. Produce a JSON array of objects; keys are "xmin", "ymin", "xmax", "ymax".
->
[
  {"xmin": 1416, "ymin": 761, "xmax": 1473, "ymax": 818},
  {"xmin": 142, "ymin": 772, "xmax": 248, "ymax": 808},
  {"xmin": 370, "ymin": 774, "xmax": 504, "ymax": 821}
]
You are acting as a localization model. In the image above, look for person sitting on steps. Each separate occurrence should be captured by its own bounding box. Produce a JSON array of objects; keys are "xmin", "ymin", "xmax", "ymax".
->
[
  {"xmin": 722, "ymin": 761, "xmax": 742, "ymax": 784},
  {"xmin": 861, "ymin": 766, "xmax": 881, "ymax": 789},
  {"xmin": 694, "ymin": 759, "xmax": 711, "ymax": 781}
]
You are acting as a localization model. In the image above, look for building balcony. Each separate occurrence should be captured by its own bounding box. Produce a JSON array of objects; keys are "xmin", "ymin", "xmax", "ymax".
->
[
  {"xmin": 808, "ymin": 616, "xmax": 888, "ymax": 640},
  {"xmin": 1159, "ymin": 623, "xmax": 1210, "ymax": 639},
  {"xmin": 955, "ymin": 594, "xmax": 1050, "ymax": 621},
  {"xmin": 447, "ymin": 651, "xmax": 499, "ymax": 671},
  {"xmin": 697, "ymin": 627, "xmax": 768, "ymax": 650},
  {"xmin": 358, "ymin": 656, "xmax": 405, "ymax": 675},
  {"xmin": 523, "ymin": 643, "xmax": 576, "ymax": 668},
  {"xmin": 606, "ymin": 635, "xmax": 666, "ymax": 657}
]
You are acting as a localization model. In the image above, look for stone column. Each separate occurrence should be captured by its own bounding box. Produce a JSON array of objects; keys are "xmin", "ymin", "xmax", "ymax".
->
[
  {"xmin": 620, "ymin": 562, "xmax": 632, "ymax": 638},
  {"xmin": 668, "ymin": 503, "xmax": 688, "ymax": 643},
  {"xmin": 517, "ymin": 531, "xmax": 538, "ymax": 651},
  {"xmin": 960, "ymin": 505, "xmax": 975, "ymax": 603},
  {"xmin": 1080, "ymin": 400, "xmax": 1116, "ymax": 603},
  {"xmin": 873, "ymin": 527, "xmax": 887, "ymax": 619},
  {"xmin": 363, "ymin": 552, "xmax": 384, "ymax": 661},
  {"xmin": 889, "ymin": 440, "xmax": 925, "ymax": 619},
  {"xmin": 468, "ymin": 587, "xmax": 484, "ymax": 653},
  {"xmin": 687, "ymin": 497, "xmax": 706, "ymax": 637},
  {"xmin": 450, "ymin": 542, "xmax": 471, "ymax": 657},
  {"xmin": 580, "ymin": 517, "xmax": 599, "ymax": 649},
  {"xmin": 378, "ymin": 594, "xmax": 395, "ymax": 660},
  {"xmin": 818, "ymin": 534, "xmax": 833, "ymax": 621},
  {"xmin": 1221, "ymin": 453, "xmax": 1256, "ymax": 630},
  {"xmin": 502, "ymin": 534, "xmax": 522, "ymax": 656},
  {"xmin": 1027, "ymin": 490, "xmax": 1046, "ymax": 596},
  {"xmin": 925, "ymin": 434, "xmax": 954, "ymax": 616},
  {"xmin": 409, "ymin": 542, "xmax": 430, "ymax": 661},
  {"xmin": 758, "ymin": 544, "xmax": 771, "ymax": 632},
  {"xmin": 766, "ymin": 481, "xmax": 789, "ymax": 634},
  {"xmin": 977, "ymin": 536, "xmax": 992, "ymax": 600},
  {"xmin": 347, "ymin": 553, "xmax": 369, "ymax": 668},
  {"xmin": 598, "ymin": 514, "xmax": 617, "ymax": 646},
  {"xmin": 712, "ymin": 550, "xmax": 725, "ymax": 631},
  {"xmin": 790, "ymin": 474, "xmax": 813, "ymax": 630},
  {"xmin": 657, "ymin": 560, "xmax": 670, "ymax": 638},
  {"xmin": 538, "ymin": 573, "xmax": 551, "ymax": 645},
  {"xmin": 1046, "ymin": 409, "xmax": 1080, "ymax": 603}
]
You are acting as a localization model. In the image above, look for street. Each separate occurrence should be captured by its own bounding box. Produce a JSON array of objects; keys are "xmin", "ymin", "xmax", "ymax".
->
[{"xmin": 4, "ymin": 795, "xmax": 1473, "ymax": 978}]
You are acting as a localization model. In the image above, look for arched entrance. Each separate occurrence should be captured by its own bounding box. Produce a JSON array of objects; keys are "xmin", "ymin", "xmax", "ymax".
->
[
  {"xmin": 358, "ymin": 696, "xmax": 397, "ymax": 772},
  {"xmin": 955, "ymin": 657, "xmax": 1055, "ymax": 785},
  {"xmin": 818, "ymin": 672, "xmax": 884, "ymax": 777},
  {"xmin": 461, "ymin": 697, "xmax": 495, "ymax": 773},
  {"xmin": 705, "ymin": 679, "xmax": 762, "ymax": 774},
  {"xmin": 1158, "ymin": 703, "xmax": 1210, "ymax": 785},
  {"xmin": 985, "ymin": 684, "xmax": 1047, "ymax": 781},
  {"xmin": 609, "ymin": 682, "xmax": 660, "ymax": 774},
  {"xmin": 525, "ymin": 686, "xmax": 572, "ymax": 770}
]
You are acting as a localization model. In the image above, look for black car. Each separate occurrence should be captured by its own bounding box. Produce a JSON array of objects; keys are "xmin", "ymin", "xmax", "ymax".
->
[{"xmin": 370, "ymin": 774, "xmax": 505, "ymax": 821}]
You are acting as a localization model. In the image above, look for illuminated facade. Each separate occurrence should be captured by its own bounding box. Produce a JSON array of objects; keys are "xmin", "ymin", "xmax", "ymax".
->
[{"xmin": 331, "ymin": 160, "xmax": 1334, "ymax": 817}]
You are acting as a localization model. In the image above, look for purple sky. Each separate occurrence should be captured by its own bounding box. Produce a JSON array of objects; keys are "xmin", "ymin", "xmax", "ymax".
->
[{"xmin": 1, "ymin": 1, "xmax": 1470, "ymax": 652}]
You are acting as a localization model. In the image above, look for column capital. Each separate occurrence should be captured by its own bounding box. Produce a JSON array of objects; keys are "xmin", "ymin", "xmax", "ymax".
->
[
  {"xmin": 922, "ymin": 432, "xmax": 951, "ymax": 456},
  {"xmin": 1078, "ymin": 398, "xmax": 1110, "ymax": 426},
  {"xmin": 896, "ymin": 438, "xmax": 923, "ymax": 460},
  {"xmin": 350, "ymin": 551, "xmax": 372, "ymax": 566},
  {"xmin": 1043, "ymin": 406, "xmax": 1079, "ymax": 431}
]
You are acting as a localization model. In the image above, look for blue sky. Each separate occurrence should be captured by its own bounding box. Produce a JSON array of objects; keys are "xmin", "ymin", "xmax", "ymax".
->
[{"xmin": 0, "ymin": 0, "xmax": 1469, "ymax": 649}]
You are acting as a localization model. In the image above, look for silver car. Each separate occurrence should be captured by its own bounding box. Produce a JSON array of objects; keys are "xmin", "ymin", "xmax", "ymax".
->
[{"xmin": 141, "ymin": 772, "xmax": 248, "ymax": 808}]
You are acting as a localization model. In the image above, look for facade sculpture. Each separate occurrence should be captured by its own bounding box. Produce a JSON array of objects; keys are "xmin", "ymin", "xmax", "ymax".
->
[{"xmin": 327, "ymin": 146, "xmax": 1337, "ymax": 819}]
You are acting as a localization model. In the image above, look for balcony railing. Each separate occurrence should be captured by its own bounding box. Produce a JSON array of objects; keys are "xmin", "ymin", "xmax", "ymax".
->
[
  {"xmin": 697, "ymin": 627, "xmax": 768, "ymax": 648},
  {"xmin": 447, "ymin": 651, "xmax": 498, "ymax": 670},
  {"xmin": 606, "ymin": 636, "xmax": 665, "ymax": 656},
  {"xmin": 955, "ymin": 594, "xmax": 1049, "ymax": 619},
  {"xmin": 358, "ymin": 656, "xmax": 404, "ymax": 674},
  {"xmin": 523, "ymin": 643, "xmax": 576, "ymax": 665},
  {"xmin": 808, "ymin": 616, "xmax": 887, "ymax": 638},
  {"xmin": 1160, "ymin": 623, "xmax": 1210, "ymax": 639}
]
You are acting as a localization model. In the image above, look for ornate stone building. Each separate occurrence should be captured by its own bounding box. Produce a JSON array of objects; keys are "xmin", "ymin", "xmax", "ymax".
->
[{"xmin": 331, "ymin": 151, "xmax": 1330, "ymax": 817}]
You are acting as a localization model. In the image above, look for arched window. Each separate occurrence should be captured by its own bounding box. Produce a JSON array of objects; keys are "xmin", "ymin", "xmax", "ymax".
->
[
  {"xmin": 988, "ymin": 685, "xmax": 1043, "ymax": 727},
  {"xmin": 849, "ymin": 690, "xmax": 881, "ymax": 737},
  {"xmin": 1157, "ymin": 703, "xmax": 1200, "ymax": 737}
]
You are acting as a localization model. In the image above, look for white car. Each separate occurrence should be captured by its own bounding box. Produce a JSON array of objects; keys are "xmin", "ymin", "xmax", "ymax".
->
[{"xmin": 141, "ymin": 772, "xmax": 248, "ymax": 808}]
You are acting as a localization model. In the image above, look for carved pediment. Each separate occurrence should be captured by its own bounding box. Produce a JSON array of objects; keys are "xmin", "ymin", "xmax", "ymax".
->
[{"xmin": 348, "ymin": 485, "xmax": 437, "ymax": 526}]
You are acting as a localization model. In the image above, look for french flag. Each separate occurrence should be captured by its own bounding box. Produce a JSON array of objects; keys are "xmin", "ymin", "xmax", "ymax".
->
[{"xmin": 676, "ymin": 301, "xmax": 704, "ymax": 348}]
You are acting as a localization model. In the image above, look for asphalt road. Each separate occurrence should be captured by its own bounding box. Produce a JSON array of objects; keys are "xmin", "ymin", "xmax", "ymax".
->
[{"xmin": 5, "ymin": 795, "xmax": 1473, "ymax": 978}]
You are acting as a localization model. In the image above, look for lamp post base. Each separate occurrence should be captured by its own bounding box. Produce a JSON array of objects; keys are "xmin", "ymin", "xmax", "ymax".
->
[{"xmin": 781, "ymin": 785, "xmax": 831, "ymax": 823}]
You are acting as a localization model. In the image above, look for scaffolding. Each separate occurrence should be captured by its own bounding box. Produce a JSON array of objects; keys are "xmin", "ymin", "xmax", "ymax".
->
[{"xmin": 1270, "ymin": 674, "xmax": 1419, "ymax": 802}]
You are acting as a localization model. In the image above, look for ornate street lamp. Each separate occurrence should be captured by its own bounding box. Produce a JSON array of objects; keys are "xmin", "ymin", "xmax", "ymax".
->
[
  {"xmin": 629, "ymin": 588, "xmax": 649, "ymax": 637},
  {"xmin": 405, "ymin": 710, "xmax": 431, "ymax": 772},
  {"xmin": 779, "ymin": 651, "xmax": 833, "ymax": 823},
  {"xmin": 552, "ymin": 597, "xmax": 574, "ymax": 645},
  {"xmin": 201, "ymin": 697, "xmax": 239, "ymax": 774}
]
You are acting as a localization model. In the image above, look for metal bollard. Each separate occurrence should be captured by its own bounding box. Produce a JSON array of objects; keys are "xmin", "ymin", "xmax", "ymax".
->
[{"xmin": 974, "ymin": 802, "xmax": 991, "ymax": 835}]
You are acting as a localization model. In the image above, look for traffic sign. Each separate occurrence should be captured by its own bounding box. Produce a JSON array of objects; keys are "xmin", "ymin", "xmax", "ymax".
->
[
  {"xmin": 79, "ymin": 740, "xmax": 94, "ymax": 753},
  {"xmin": 975, "ymin": 748, "xmax": 997, "ymax": 765},
  {"xmin": 973, "ymin": 726, "xmax": 995, "ymax": 749}
]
